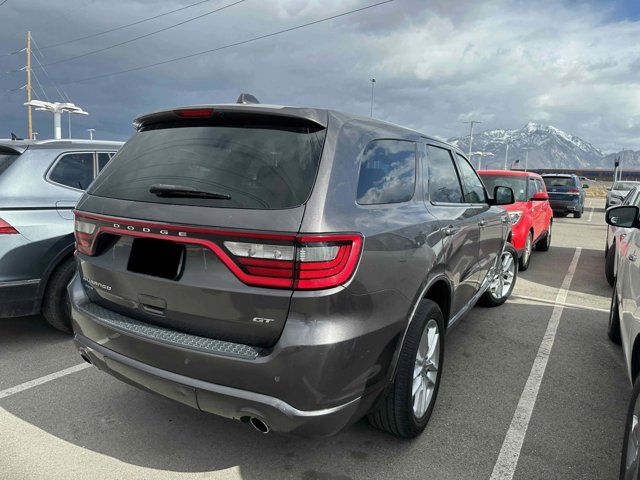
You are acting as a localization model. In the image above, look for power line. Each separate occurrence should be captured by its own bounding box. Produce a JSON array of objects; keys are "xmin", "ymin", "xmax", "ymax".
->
[
  {"xmin": 56, "ymin": 0, "xmax": 395, "ymax": 86},
  {"xmin": 38, "ymin": 0, "xmax": 214, "ymax": 51},
  {"xmin": 45, "ymin": 0, "xmax": 245, "ymax": 67},
  {"xmin": 30, "ymin": 68, "xmax": 50, "ymax": 101},
  {"xmin": 30, "ymin": 37, "xmax": 71, "ymax": 102},
  {"xmin": 0, "ymin": 1, "xmax": 9, "ymax": 7}
]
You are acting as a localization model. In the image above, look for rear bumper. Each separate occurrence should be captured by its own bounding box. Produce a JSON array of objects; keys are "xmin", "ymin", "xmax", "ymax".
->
[
  {"xmin": 549, "ymin": 198, "xmax": 581, "ymax": 212},
  {"xmin": 75, "ymin": 334, "xmax": 363, "ymax": 436},
  {"xmin": 0, "ymin": 279, "xmax": 41, "ymax": 317},
  {"xmin": 68, "ymin": 273, "xmax": 405, "ymax": 435}
]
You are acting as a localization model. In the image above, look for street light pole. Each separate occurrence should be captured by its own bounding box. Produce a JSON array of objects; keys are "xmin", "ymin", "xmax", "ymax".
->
[
  {"xmin": 370, "ymin": 78, "xmax": 376, "ymax": 117},
  {"xmin": 463, "ymin": 120, "xmax": 481, "ymax": 161},
  {"xmin": 87, "ymin": 128, "xmax": 95, "ymax": 140},
  {"xmin": 504, "ymin": 144, "xmax": 509, "ymax": 170}
]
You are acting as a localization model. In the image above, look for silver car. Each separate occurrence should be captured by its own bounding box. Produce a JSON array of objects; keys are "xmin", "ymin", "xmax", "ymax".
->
[
  {"xmin": 0, "ymin": 138, "xmax": 122, "ymax": 332},
  {"xmin": 605, "ymin": 186, "xmax": 640, "ymax": 286},
  {"xmin": 606, "ymin": 204, "xmax": 640, "ymax": 478},
  {"xmin": 607, "ymin": 181, "xmax": 640, "ymax": 209}
]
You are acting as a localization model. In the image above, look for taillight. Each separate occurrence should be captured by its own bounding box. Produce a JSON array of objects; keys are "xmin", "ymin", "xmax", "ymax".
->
[
  {"xmin": 222, "ymin": 234, "xmax": 362, "ymax": 289},
  {"xmin": 568, "ymin": 188, "xmax": 579, "ymax": 193},
  {"xmin": 74, "ymin": 217, "xmax": 97, "ymax": 255},
  {"xmin": 73, "ymin": 212, "xmax": 362, "ymax": 290},
  {"xmin": 174, "ymin": 108, "xmax": 214, "ymax": 118},
  {"xmin": 0, "ymin": 217, "xmax": 18, "ymax": 234}
]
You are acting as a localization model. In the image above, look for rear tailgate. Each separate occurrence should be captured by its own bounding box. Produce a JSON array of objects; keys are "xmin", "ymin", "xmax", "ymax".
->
[{"xmin": 75, "ymin": 110, "xmax": 326, "ymax": 348}]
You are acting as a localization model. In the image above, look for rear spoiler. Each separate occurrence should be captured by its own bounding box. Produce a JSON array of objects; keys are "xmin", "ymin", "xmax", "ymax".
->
[
  {"xmin": 133, "ymin": 105, "xmax": 328, "ymax": 130},
  {"xmin": 0, "ymin": 143, "xmax": 28, "ymax": 155}
]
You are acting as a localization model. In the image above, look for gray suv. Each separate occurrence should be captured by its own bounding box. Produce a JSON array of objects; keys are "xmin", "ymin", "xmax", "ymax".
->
[
  {"xmin": 69, "ymin": 103, "xmax": 517, "ymax": 437},
  {"xmin": 0, "ymin": 139, "xmax": 122, "ymax": 332}
]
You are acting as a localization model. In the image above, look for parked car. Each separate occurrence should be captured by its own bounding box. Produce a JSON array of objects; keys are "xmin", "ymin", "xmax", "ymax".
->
[
  {"xmin": 605, "ymin": 204, "xmax": 640, "ymax": 478},
  {"xmin": 478, "ymin": 170, "xmax": 553, "ymax": 271},
  {"xmin": 0, "ymin": 139, "xmax": 123, "ymax": 332},
  {"xmin": 542, "ymin": 173, "xmax": 587, "ymax": 218},
  {"xmin": 69, "ymin": 102, "xmax": 517, "ymax": 438},
  {"xmin": 605, "ymin": 186, "xmax": 640, "ymax": 286},
  {"xmin": 607, "ymin": 181, "xmax": 640, "ymax": 209}
]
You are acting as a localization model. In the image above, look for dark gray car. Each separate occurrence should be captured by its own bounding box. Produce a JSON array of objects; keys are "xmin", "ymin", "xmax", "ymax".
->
[
  {"xmin": 69, "ymin": 103, "xmax": 517, "ymax": 437},
  {"xmin": 0, "ymin": 139, "xmax": 122, "ymax": 332}
]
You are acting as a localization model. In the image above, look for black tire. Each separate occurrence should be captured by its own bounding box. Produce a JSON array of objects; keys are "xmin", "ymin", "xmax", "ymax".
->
[
  {"xmin": 619, "ymin": 374, "xmax": 640, "ymax": 479},
  {"xmin": 519, "ymin": 232, "xmax": 533, "ymax": 271},
  {"xmin": 606, "ymin": 243, "xmax": 617, "ymax": 287},
  {"xmin": 41, "ymin": 256, "xmax": 76, "ymax": 334},
  {"xmin": 368, "ymin": 299, "xmax": 445, "ymax": 438},
  {"xmin": 608, "ymin": 281, "xmax": 622, "ymax": 345},
  {"xmin": 574, "ymin": 208, "xmax": 582, "ymax": 218},
  {"xmin": 479, "ymin": 243, "xmax": 518, "ymax": 307},
  {"xmin": 535, "ymin": 222, "xmax": 552, "ymax": 252}
]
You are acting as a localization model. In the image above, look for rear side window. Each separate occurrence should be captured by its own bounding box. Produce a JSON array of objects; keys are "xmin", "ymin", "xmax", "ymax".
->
[
  {"xmin": 89, "ymin": 121, "xmax": 326, "ymax": 210},
  {"xmin": 49, "ymin": 152, "xmax": 95, "ymax": 190},
  {"xmin": 97, "ymin": 152, "xmax": 114, "ymax": 172},
  {"xmin": 426, "ymin": 146, "xmax": 463, "ymax": 203},
  {"xmin": 356, "ymin": 139, "xmax": 416, "ymax": 205},
  {"xmin": 454, "ymin": 154, "xmax": 486, "ymax": 203}
]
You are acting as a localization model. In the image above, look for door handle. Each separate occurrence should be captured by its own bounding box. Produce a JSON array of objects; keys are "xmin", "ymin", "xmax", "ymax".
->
[
  {"xmin": 478, "ymin": 219, "xmax": 487, "ymax": 227},
  {"xmin": 444, "ymin": 225, "xmax": 459, "ymax": 236},
  {"xmin": 630, "ymin": 254, "xmax": 637, "ymax": 262}
]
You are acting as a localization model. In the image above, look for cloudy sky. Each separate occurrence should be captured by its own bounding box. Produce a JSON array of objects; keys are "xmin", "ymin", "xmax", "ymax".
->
[{"xmin": 0, "ymin": 0, "xmax": 638, "ymax": 152}]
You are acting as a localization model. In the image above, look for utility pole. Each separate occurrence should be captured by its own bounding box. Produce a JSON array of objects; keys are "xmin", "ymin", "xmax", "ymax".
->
[
  {"xmin": 463, "ymin": 120, "xmax": 481, "ymax": 160},
  {"xmin": 26, "ymin": 31, "xmax": 33, "ymax": 140},
  {"xmin": 503, "ymin": 144, "xmax": 509, "ymax": 170},
  {"xmin": 370, "ymin": 78, "xmax": 376, "ymax": 117},
  {"xmin": 525, "ymin": 150, "xmax": 529, "ymax": 173}
]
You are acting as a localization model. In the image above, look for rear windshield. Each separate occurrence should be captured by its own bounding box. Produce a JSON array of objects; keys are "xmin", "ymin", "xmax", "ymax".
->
[
  {"xmin": 0, "ymin": 153, "xmax": 19, "ymax": 177},
  {"xmin": 88, "ymin": 120, "xmax": 326, "ymax": 209},
  {"xmin": 479, "ymin": 174, "xmax": 527, "ymax": 202},
  {"xmin": 543, "ymin": 176, "xmax": 575, "ymax": 188},
  {"xmin": 613, "ymin": 182, "xmax": 639, "ymax": 191}
]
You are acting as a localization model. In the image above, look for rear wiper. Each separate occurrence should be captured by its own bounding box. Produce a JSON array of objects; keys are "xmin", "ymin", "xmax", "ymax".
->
[{"xmin": 149, "ymin": 184, "xmax": 231, "ymax": 200}]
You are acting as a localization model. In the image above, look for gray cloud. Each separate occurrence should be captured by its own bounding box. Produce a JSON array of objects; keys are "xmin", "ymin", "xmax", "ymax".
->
[{"xmin": 0, "ymin": 0, "xmax": 638, "ymax": 152}]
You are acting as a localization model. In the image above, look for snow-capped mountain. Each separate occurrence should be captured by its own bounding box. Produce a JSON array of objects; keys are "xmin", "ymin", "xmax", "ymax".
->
[{"xmin": 448, "ymin": 122, "xmax": 606, "ymax": 169}]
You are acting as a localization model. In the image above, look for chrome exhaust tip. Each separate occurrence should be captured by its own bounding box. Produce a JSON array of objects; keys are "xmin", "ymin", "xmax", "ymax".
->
[{"xmin": 249, "ymin": 417, "xmax": 270, "ymax": 434}]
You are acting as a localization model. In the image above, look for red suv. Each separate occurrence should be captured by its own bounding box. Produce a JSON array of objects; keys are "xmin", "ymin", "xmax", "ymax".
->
[{"xmin": 478, "ymin": 170, "xmax": 553, "ymax": 270}]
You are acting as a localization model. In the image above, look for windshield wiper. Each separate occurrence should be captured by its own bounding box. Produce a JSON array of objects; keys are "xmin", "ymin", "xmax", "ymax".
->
[{"xmin": 149, "ymin": 184, "xmax": 231, "ymax": 200}]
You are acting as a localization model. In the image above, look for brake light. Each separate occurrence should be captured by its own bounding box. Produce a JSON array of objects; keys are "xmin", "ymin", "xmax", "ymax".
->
[
  {"xmin": 174, "ymin": 108, "xmax": 214, "ymax": 118},
  {"xmin": 0, "ymin": 217, "xmax": 18, "ymax": 234},
  {"xmin": 74, "ymin": 218, "xmax": 97, "ymax": 254},
  {"xmin": 568, "ymin": 188, "xmax": 579, "ymax": 193}
]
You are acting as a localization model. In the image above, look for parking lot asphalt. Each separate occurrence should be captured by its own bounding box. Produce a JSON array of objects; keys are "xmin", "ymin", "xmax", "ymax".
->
[{"xmin": 0, "ymin": 199, "xmax": 627, "ymax": 480}]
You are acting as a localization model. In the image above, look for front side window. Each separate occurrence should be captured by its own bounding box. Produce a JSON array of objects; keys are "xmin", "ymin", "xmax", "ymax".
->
[
  {"xmin": 426, "ymin": 146, "xmax": 463, "ymax": 203},
  {"xmin": 455, "ymin": 154, "xmax": 486, "ymax": 203},
  {"xmin": 49, "ymin": 152, "xmax": 95, "ymax": 190},
  {"xmin": 356, "ymin": 139, "xmax": 416, "ymax": 205},
  {"xmin": 479, "ymin": 174, "xmax": 527, "ymax": 202}
]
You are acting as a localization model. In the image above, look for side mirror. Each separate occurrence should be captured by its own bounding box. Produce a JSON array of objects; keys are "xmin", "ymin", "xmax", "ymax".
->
[
  {"xmin": 606, "ymin": 205, "xmax": 639, "ymax": 228},
  {"xmin": 492, "ymin": 186, "xmax": 515, "ymax": 206},
  {"xmin": 531, "ymin": 191, "xmax": 549, "ymax": 201},
  {"xmin": 582, "ymin": 184, "xmax": 589, "ymax": 189}
]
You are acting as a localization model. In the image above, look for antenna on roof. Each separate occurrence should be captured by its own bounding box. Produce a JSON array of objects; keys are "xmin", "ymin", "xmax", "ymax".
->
[
  {"xmin": 236, "ymin": 93, "xmax": 260, "ymax": 105},
  {"xmin": 11, "ymin": 133, "xmax": 23, "ymax": 141}
]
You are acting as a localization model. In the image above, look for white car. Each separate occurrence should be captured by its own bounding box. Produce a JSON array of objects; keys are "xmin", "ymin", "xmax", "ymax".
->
[
  {"xmin": 606, "ymin": 204, "xmax": 640, "ymax": 479},
  {"xmin": 606, "ymin": 186, "xmax": 640, "ymax": 286},
  {"xmin": 607, "ymin": 181, "xmax": 640, "ymax": 208}
]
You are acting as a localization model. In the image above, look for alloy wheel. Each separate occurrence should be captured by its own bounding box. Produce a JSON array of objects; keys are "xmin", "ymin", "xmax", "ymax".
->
[
  {"xmin": 490, "ymin": 250, "xmax": 516, "ymax": 300},
  {"xmin": 412, "ymin": 319, "xmax": 440, "ymax": 419}
]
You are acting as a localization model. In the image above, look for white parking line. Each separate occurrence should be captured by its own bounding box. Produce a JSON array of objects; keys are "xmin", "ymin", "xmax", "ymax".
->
[
  {"xmin": 490, "ymin": 247, "xmax": 582, "ymax": 480},
  {"xmin": 0, "ymin": 364, "xmax": 91, "ymax": 400},
  {"xmin": 588, "ymin": 207, "xmax": 595, "ymax": 222},
  {"xmin": 511, "ymin": 294, "xmax": 609, "ymax": 313}
]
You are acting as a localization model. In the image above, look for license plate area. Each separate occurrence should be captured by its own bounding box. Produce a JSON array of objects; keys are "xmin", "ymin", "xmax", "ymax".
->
[{"xmin": 127, "ymin": 238, "xmax": 185, "ymax": 280}]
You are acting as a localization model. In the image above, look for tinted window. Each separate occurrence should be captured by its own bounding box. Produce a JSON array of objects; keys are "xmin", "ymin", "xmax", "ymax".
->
[
  {"xmin": 89, "ymin": 122, "xmax": 326, "ymax": 209},
  {"xmin": 543, "ymin": 176, "xmax": 575, "ymax": 188},
  {"xmin": 97, "ymin": 152, "xmax": 113, "ymax": 172},
  {"xmin": 356, "ymin": 140, "xmax": 416, "ymax": 205},
  {"xmin": 49, "ymin": 152, "xmax": 94, "ymax": 190},
  {"xmin": 455, "ymin": 154, "xmax": 486, "ymax": 203},
  {"xmin": 613, "ymin": 181, "xmax": 640, "ymax": 191},
  {"xmin": 426, "ymin": 146, "xmax": 463, "ymax": 203},
  {"xmin": 479, "ymin": 174, "xmax": 527, "ymax": 202}
]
